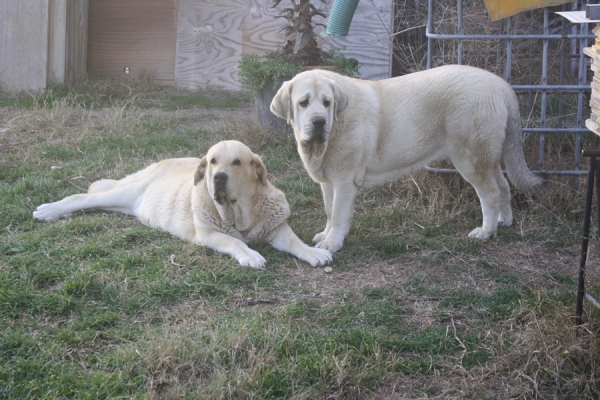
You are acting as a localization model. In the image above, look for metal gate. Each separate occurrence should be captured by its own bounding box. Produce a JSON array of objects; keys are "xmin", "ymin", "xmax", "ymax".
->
[{"xmin": 422, "ymin": 0, "xmax": 595, "ymax": 177}]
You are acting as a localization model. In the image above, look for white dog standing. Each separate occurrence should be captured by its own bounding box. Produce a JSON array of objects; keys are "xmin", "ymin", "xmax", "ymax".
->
[
  {"xmin": 271, "ymin": 65, "xmax": 546, "ymax": 252},
  {"xmin": 34, "ymin": 140, "xmax": 332, "ymax": 268}
]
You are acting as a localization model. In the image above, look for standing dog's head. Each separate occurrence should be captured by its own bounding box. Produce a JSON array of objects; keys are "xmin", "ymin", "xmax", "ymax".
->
[
  {"xmin": 271, "ymin": 71, "xmax": 348, "ymax": 148},
  {"xmin": 194, "ymin": 140, "xmax": 267, "ymax": 207}
]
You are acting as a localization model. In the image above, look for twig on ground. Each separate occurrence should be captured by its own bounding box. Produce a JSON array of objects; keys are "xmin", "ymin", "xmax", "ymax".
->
[{"xmin": 238, "ymin": 298, "xmax": 282, "ymax": 306}]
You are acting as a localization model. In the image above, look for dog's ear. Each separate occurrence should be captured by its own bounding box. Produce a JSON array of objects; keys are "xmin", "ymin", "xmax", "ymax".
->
[
  {"xmin": 332, "ymin": 81, "xmax": 348, "ymax": 116},
  {"xmin": 251, "ymin": 154, "xmax": 267, "ymax": 186},
  {"xmin": 270, "ymin": 80, "xmax": 293, "ymax": 124},
  {"xmin": 194, "ymin": 156, "xmax": 207, "ymax": 185}
]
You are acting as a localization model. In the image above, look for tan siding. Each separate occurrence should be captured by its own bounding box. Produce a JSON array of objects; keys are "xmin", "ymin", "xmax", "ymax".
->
[{"xmin": 87, "ymin": 0, "xmax": 177, "ymax": 81}]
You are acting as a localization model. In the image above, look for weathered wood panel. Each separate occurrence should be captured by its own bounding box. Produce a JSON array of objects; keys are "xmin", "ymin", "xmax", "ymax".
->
[
  {"xmin": 176, "ymin": 0, "xmax": 393, "ymax": 90},
  {"xmin": 65, "ymin": 0, "xmax": 88, "ymax": 85},
  {"xmin": 48, "ymin": 0, "xmax": 67, "ymax": 84},
  {"xmin": 0, "ymin": 1, "xmax": 7, "ymax": 89},
  {"xmin": 48, "ymin": 0, "xmax": 88, "ymax": 86},
  {"xmin": 87, "ymin": 0, "xmax": 177, "ymax": 82},
  {"xmin": 176, "ymin": 0, "xmax": 246, "ymax": 90},
  {"xmin": 0, "ymin": 0, "xmax": 49, "ymax": 91}
]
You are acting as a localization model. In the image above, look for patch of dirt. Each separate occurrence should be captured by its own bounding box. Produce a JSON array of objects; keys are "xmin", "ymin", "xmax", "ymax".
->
[{"xmin": 285, "ymin": 241, "xmax": 583, "ymax": 303}]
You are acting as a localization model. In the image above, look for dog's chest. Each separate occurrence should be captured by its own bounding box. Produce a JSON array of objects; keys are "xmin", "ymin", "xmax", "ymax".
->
[{"xmin": 299, "ymin": 149, "xmax": 327, "ymax": 182}]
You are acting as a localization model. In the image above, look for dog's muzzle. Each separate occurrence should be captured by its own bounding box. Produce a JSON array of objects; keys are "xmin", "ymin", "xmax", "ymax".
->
[
  {"xmin": 213, "ymin": 171, "xmax": 229, "ymax": 204},
  {"xmin": 307, "ymin": 116, "xmax": 327, "ymax": 144}
]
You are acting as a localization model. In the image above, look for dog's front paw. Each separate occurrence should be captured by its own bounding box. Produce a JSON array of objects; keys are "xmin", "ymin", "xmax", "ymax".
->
[
  {"xmin": 303, "ymin": 247, "xmax": 333, "ymax": 267},
  {"xmin": 468, "ymin": 227, "xmax": 496, "ymax": 240},
  {"xmin": 236, "ymin": 249, "xmax": 267, "ymax": 269},
  {"xmin": 33, "ymin": 203, "xmax": 65, "ymax": 221},
  {"xmin": 315, "ymin": 238, "xmax": 343, "ymax": 253},
  {"xmin": 312, "ymin": 231, "xmax": 327, "ymax": 244},
  {"xmin": 497, "ymin": 215, "xmax": 513, "ymax": 227}
]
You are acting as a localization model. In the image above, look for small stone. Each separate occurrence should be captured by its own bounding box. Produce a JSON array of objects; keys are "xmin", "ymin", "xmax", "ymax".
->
[{"xmin": 324, "ymin": 267, "xmax": 333, "ymax": 273}]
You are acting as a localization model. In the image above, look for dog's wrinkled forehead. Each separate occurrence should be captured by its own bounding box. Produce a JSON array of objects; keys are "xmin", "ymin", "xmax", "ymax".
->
[
  {"xmin": 207, "ymin": 140, "xmax": 252, "ymax": 166},
  {"xmin": 292, "ymin": 75, "xmax": 335, "ymax": 104}
]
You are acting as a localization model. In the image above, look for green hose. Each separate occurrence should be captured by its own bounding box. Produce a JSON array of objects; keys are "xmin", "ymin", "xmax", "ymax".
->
[{"xmin": 326, "ymin": 0, "xmax": 360, "ymax": 37}]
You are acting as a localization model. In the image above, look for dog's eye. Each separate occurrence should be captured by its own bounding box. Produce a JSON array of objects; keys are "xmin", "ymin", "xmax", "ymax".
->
[
  {"xmin": 299, "ymin": 99, "xmax": 309, "ymax": 108},
  {"xmin": 210, "ymin": 158, "xmax": 217, "ymax": 165},
  {"xmin": 232, "ymin": 159, "xmax": 241, "ymax": 166},
  {"xmin": 323, "ymin": 99, "xmax": 331, "ymax": 107}
]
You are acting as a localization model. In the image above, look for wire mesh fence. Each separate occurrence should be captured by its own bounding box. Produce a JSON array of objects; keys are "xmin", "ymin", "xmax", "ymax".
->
[{"xmin": 393, "ymin": 0, "xmax": 598, "ymax": 179}]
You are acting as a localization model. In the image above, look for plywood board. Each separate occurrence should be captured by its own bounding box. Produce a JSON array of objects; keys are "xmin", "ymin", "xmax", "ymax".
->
[
  {"xmin": 87, "ymin": 0, "xmax": 176, "ymax": 81},
  {"xmin": 176, "ymin": 0, "xmax": 393, "ymax": 90},
  {"xmin": 176, "ymin": 0, "xmax": 246, "ymax": 90}
]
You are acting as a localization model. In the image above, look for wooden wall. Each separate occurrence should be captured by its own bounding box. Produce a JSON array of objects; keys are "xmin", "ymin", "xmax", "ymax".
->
[
  {"xmin": 0, "ymin": 0, "xmax": 50, "ymax": 91},
  {"xmin": 48, "ymin": 0, "xmax": 67, "ymax": 84},
  {"xmin": 48, "ymin": 0, "xmax": 88, "ymax": 85},
  {"xmin": 0, "ymin": 0, "xmax": 391, "ymax": 91},
  {"xmin": 87, "ymin": 0, "xmax": 177, "ymax": 83},
  {"xmin": 0, "ymin": 0, "xmax": 87, "ymax": 91},
  {"xmin": 176, "ymin": 0, "xmax": 394, "ymax": 90},
  {"xmin": 65, "ymin": 0, "xmax": 89, "ymax": 85}
]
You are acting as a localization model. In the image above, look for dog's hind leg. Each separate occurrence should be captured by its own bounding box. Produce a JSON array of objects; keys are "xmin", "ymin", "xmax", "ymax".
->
[
  {"xmin": 33, "ymin": 180, "xmax": 143, "ymax": 221},
  {"xmin": 452, "ymin": 158, "xmax": 502, "ymax": 239},
  {"xmin": 88, "ymin": 179, "xmax": 118, "ymax": 194},
  {"xmin": 494, "ymin": 166, "xmax": 513, "ymax": 227}
]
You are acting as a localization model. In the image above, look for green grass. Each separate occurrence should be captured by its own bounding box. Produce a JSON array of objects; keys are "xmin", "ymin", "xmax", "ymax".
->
[{"xmin": 1, "ymin": 82, "xmax": 599, "ymax": 399}]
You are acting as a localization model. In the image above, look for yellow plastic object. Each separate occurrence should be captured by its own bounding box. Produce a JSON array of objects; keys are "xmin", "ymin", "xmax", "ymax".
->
[{"xmin": 483, "ymin": 0, "xmax": 572, "ymax": 21}]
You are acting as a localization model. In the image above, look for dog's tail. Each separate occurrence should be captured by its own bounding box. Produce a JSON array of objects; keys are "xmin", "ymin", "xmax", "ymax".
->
[
  {"xmin": 88, "ymin": 179, "xmax": 118, "ymax": 194},
  {"xmin": 503, "ymin": 93, "xmax": 547, "ymax": 195}
]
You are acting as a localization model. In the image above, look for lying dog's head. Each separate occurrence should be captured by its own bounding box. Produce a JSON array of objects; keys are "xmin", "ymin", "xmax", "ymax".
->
[
  {"xmin": 194, "ymin": 140, "xmax": 267, "ymax": 205},
  {"xmin": 271, "ymin": 70, "xmax": 348, "ymax": 147}
]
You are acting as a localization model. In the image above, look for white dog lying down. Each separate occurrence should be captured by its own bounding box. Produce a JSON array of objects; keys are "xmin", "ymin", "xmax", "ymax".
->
[
  {"xmin": 33, "ymin": 140, "xmax": 332, "ymax": 269},
  {"xmin": 271, "ymin": 65, "xmax": 546, "ymax": 252}
]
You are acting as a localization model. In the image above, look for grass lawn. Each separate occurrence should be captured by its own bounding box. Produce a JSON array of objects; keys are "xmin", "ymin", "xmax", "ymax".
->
[{"xmin": 1, "ymin": 80, "xmax": 599, "ymax": 399}]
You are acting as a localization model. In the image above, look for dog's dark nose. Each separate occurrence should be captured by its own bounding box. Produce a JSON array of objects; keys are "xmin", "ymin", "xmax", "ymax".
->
[
  {"xmin": 309, "ymin": 117, "xmax": 327, "ymax": 143},
  {"xmin": 213, "ymin": 172, "xmax": 229, "ymax": 204},
  {"xmin": 213, "ymin": 171, "xmax": 228, "ymax": 187},
  {"xmin": 312, "ymin": 116, "xmax": 326, "ymax": 129}
]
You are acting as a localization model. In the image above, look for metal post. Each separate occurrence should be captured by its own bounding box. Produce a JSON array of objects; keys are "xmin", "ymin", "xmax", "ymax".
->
[{"xmin": 576, "ymin": 150, "xmax": 600, "ymax": 324}]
